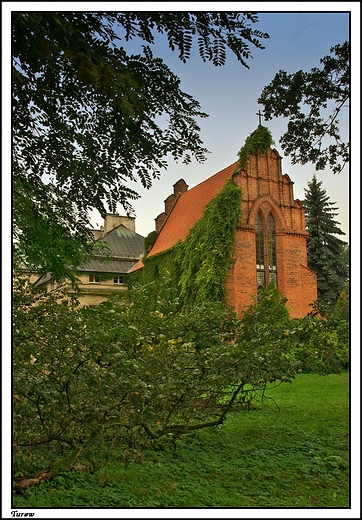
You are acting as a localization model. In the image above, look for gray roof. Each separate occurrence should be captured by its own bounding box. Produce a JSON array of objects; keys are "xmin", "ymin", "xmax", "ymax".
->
[
  {"xmin": 33, "ymin": 225, "xmax": 145, "ymax": 286},
  {"xmin": 78, "ymin": 224, "xmax": 144, "ymax": 274},
  {"xmin": 98, "ymin": 224, "xmax": 144, "ymax": 259},
  {"xmin": 78, "ymin": 258, "xmax": 138, "ymax": 274}
]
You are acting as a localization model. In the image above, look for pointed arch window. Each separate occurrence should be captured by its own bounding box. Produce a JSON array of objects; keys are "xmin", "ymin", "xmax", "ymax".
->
[{"xmin": 255, "ymin": 212, "xmax": 277, "ymax": 292}]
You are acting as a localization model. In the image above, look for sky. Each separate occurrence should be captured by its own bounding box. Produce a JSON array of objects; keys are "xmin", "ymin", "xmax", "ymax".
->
[
  {"xmin": 81, "ymin": 6, "xmax": 354, "ymax": 243},
  {"xmin": 3, "ymin": 3, "xmax": 357, "ymax": 242}
]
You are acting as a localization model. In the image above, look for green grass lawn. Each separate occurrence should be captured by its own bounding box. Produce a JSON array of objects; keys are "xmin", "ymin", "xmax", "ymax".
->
[{"xmin": 13, "ymin": 372, "xmax": 349, "ymax": 508}]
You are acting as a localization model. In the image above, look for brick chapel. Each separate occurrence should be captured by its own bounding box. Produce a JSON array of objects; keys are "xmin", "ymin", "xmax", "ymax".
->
[{"xmin": 132, "ymin": 126, "xmax": 318, "ymax": 318}]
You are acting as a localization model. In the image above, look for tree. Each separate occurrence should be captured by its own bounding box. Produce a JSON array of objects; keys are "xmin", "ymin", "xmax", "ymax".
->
[
  {"xmin": 258, "ymin": 42, "xmax": 349, "ymax": 174},
  {"xmin": 13, "ymin": 271, "xmax": 348, "ymax": 486},
  {"xmin": 303, "ymin": 175, "xmax": 349, "ymax": 304},
  {"xmin": 12, "ymin": 12, "xmax": 269, "ymax": 280},
  {"xmin": 13, "ymin": 275, "xmax": 299, "ymax": 482}
]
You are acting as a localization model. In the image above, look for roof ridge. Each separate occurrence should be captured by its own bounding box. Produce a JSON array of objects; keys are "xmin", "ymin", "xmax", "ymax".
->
[
  {"xmin": 100, "ymin": 224, "xmax": 144, "ymax": 240},
  {"xmin": 101, "ymin": 223, "xmax": 131, "ymax": 236},
  {"xmin": 185, "ymin": 161, "xmax": 239, "ymax": 193},
  {"xmin": 147, "ymin": 160, "xmax": 239, "ymax": 258}
]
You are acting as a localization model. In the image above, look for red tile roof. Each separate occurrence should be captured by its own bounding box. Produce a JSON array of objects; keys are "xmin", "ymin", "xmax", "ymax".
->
[
  {"xmin": 148, "ymin": 161, "xmax": 238, "ymax": 257},
  {"xmin": 131, "ymin": 258, "xmax": 144, "ymax": 272}
]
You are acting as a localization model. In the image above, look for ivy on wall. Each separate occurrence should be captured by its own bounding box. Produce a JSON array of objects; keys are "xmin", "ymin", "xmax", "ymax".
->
[
  {"xmin": 236, "ymin": 125, "xmax": 274, "ymax": 171},
  {"xmin": 131, "ymin": 179, "xmax": 242, "ymax": 307},
  {"xmin": 132, "ymin": 244, "xmax": 182, "ymax": 289},
  {"xmin": 144, "ymin": 230, "xmax": 159, "ymax": 255},
  {"xmin": 131, "ymin": 127, "xmax": 278, "ymax": 304},
  {"xmin": 178, "ymin": 179, "xmax": 242, "ymax": 305}
]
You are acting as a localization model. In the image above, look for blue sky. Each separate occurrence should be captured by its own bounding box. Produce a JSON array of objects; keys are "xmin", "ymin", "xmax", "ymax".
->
[{"xmin": 84, "ymin": 7, "xmax": 354, "ymax": 242}]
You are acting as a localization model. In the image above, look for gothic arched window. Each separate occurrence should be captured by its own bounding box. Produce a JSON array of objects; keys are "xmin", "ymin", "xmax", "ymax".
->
[{"xmin": 255, "ymin": 212, "xmax": 277, "ymax": 292}]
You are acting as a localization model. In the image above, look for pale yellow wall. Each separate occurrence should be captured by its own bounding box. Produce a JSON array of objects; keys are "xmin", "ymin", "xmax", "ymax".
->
[
  {"xmin": 78, "ymin": 274, "xmax": 127, "ymax": 288},
  {"xmin": 103, "ymin": 214, "xmax": 135, "ymax": 234},
  {"xmin": 90, "ymin": 229, "xmax": 104, "ymax": 240},
  {"xmin": 77, "ymin": 274, "xmax": 128, "ymax": 306},
  {"xmin": 20, "ymin": 272, "xmax": 128, "ymax": 306}
]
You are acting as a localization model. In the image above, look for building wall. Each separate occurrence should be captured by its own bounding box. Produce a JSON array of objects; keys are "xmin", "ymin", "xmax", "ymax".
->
[
  {"xmin": 88, "ymin": 214, "xmax": 136, "ymax": 239},
  {"xmin": 77, "ymin": 274, "xmax": 128, "ymax": 306},
  {"xmin": 230, "ymin": 149, "xmax": 317, "ymax": 318},
  {"xmin": 103, "ymin": 214, "xmax": 135, "ymax": 235}
]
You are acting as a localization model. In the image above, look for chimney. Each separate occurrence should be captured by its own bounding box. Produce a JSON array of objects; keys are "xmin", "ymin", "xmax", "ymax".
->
[
  {"xmin": 163, "ymin": 179, "xmax": 189, "ymax": 216},
  {"xmin": 155, "ymin": 212, "xmax": 167, "ymax": 233},
  {"xmin": 173, "ymin": 179, "xmax": 188, "ymax": 197},
  {"xmin": 164, "ymin": 193, "xmax": 176, "ymax": 215},
  {"xmin": 154, "ymin": 179, "xmax": 189, "ymax": 232},
  {"xmin": 103, "ymin": 214, "xmax": 136, "ymax": 234}
]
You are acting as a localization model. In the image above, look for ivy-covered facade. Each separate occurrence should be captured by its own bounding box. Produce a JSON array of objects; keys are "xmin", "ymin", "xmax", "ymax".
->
[{"xmin": 132, "ymin": 126, "xmax": 317, "ymax": 318}]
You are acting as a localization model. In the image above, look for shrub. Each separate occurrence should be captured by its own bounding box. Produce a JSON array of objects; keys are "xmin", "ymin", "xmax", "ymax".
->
[
  {"xmin": 13, "ymin": 276, "xmax": 300, "ymax": 478},
  {"xmin": 13, "ymin": 274, "xmax": 348, "ymax": 483}
]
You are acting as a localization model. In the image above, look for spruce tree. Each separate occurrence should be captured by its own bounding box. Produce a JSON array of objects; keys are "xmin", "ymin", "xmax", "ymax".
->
[{"xmin": 303, "ymin": 175, "xmax": 349, "ymax": 304}]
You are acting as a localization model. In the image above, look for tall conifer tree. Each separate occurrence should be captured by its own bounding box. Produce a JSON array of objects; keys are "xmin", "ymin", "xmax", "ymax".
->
[{"xmin": 303, "ymin": 175, "xmax": 348, "ymax": 304}]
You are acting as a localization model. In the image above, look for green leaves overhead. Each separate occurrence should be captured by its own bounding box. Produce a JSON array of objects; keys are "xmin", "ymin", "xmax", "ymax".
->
[
  {"xmin": 13, "ymin": 174, "xmax": 94, "ymax": 282},
  {"xmin": 12, "ymin": 11, "xmax": 268, "ymax": 279},
  {"xmin": 117, "ymin": 12, "xmax": 269, "ymax": 66},
  {"xmin": 258, "ymin": 42, "xmax": 349, "ymax": 174}
]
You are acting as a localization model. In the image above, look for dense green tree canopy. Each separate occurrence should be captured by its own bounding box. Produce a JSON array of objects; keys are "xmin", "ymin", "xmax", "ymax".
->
[
  {"xmin": 258, "ymin": 42, "xmax": 349, "ymax": 175},
  {"xmin": 12, "ymin": 11, "xmax": 269, "ymax": 280},
  {"xmin": 303, "ymin": 175, "xmax": 349, "ymax": 304}
]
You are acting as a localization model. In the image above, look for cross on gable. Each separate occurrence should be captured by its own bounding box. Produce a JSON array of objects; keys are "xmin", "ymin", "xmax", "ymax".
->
[{"xmin": 256, "ymin": 110, "xmax": 264, "ymax": 126}]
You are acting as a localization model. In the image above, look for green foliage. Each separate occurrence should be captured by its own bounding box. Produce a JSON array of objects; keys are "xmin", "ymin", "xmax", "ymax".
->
[
  {"xmin": 178, "ymin": 179, "xmax": 242, "ymax": 305},
  {"xmin": 316, "ymin": 292, "xmax": 349, "ymax": 355},
  {"xmin": 14, "ymin": 273, "xmax": 298, "ymax": 479},
  {"xmin": 237, "ymin": 284, "xmax": 299, "ymax": 384},
  {"xmin": 132, "ymin": 243, "xmax": 182, "ymax": 288},
  {"xmin": 144, "ymin": 230, "xmax": 159, "ymax": 255},
  {"xmin": 115, "ymin": 12, "xmax": 270, "ymax": 67},
  {"xmin": 137, "ymin": 179, "xmax": 242, "ymax": 306},
  {"xmin": 14, "ymin": 373, "xmax": 349, "ymax": 508},
  {"xmin": 13, "ymin": 175, "xmax": 95, "ymax": 282},
  {"xmin": 303, "ymin": 175, "xmax": 349, "ymax": 304},
  {"xmin": 238, "ymin": 283, "xmax": 349, "ymax": 377},
  {"xmin": 12, "ymin": 12, "xmax": 268, "ymax": 280},
  {"xmin": 258, "ymin": 42, "xmax": 349, "ymax": 174},
  {"xmin": 292, "ymin": 296, "xmax": 349, "ymax": 375},
  {"xmin": 236, "ymin": 125, "xmax": 275, "ymax": 170},
  {"xmin": 13, "ymin": 267, "xmax": 348, "ymax": 486},
  {"xmin": 293, "ymin": 316, "xmax": 347, "ymax": 375}
]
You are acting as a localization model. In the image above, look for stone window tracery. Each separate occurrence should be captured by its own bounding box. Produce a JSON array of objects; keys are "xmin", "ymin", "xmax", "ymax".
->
[{"xmin": 255, "ymin": 211, "xmax": 277, "ymax": 292}]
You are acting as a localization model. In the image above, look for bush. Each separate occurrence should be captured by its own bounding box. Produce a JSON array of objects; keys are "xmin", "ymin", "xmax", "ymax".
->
[
  {"xmin": 13, "ymin": 275, "xmax": 348, "ymax": 480},
  {"xmin": 293, "ymin": 297, "xmax": 349, "ymax": 374},
  {"xmin": 13, "ymin": 277, "xmax": 297, "ymax": 476}
]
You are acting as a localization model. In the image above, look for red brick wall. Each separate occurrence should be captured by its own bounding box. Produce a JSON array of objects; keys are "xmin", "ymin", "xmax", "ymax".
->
[
  {"xmin": 151, "ymin": 147, "xmax": 317, "ymax": 319},
  {"xmin": 229, "ymin": 226, "xmax": 258, "ymax": 314},
  {"xmin": 228, "ymin": 148, "xmax": 317, "ymax": 318}
]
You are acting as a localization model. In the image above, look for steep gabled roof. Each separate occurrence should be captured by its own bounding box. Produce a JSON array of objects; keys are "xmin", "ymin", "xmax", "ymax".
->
[
  {"xmin": 79, "ymin": 224, "xmax": 144, "ymax": 274},
  {"xmin": 98, "ymin": 224, "xmax": 144, "ymax": 260},
  {"xmin": 148, "ymin": 161, "xmax": 238, "ymax": 257}
]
